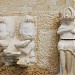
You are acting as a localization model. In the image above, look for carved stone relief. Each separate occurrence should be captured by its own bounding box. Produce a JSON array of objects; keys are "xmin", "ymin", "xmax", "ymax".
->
[
  {"xmin": 0, "ymin": 15, "xmax": 36, "ymax": 67},
  {"xmin": 0, "ymin": 12, "xmax": 60, "ymax": 75},
  {"xmin": 57, "ymin": 6, "xmax": 75, "ymax": 75}
]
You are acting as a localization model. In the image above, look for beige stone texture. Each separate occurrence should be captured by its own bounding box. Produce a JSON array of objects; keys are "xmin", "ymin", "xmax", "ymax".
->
[
  {"xmin": 0, "ymin": 0, "xmax": 74, "ymax": 75},
  {"xmin": 0, "ymin": 0, "xmax": 74, "ymax": 13},
  {"xmin": 32, "ymin": 11, "xmax": 60, "ymax": 74},
  {"xmin": 56, "ymin": 0, "xmax": 66, "ymax": 5},
  {"xmin": 47, "ymin": 0, "xmax": 56, "ymax": 5},
  {"xmin": 73, "ymin": 0, "xmax": 75, "ymax": 8}
]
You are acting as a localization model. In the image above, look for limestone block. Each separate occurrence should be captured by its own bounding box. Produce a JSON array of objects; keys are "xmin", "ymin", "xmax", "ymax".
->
[
  {"xmin": 0, "ymin": 0, "xmax": 25, "ymax": 7},
  {"xmin": 47, "ymin": 0, "xmax": 56, "ymax": 5},
  {"xmin": 0, "ymin": 6, "xmax": 7, "ymax": 13},
  {"xmin": 6, "ymin": 7, "xmax": 32, "ymax": 14},
  {"xmin": 56, "ymin": 0, "xmax": 66, "ymax": 5}
]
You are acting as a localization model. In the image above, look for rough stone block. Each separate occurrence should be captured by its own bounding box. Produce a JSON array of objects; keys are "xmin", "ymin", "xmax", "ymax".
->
[{"xmin": 56, "ymin": 0, "xmax": 66, "ymax": 5}]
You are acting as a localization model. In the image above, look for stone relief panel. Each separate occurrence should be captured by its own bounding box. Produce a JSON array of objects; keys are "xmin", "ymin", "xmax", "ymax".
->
[
  {"xmin": 0, "ymin": 15, "xmax": 37, "ymax": 67},
  {"xmin": 0, "ymin": 11, "xmax": 60, "ymax": 75}
]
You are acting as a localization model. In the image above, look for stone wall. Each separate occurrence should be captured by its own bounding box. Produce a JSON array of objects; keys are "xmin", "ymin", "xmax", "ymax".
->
[
  {"xmin": 0, "ymin": 0, "xmax": 74, "ymax": 75},
  {"xmin": 0, "ymin": 0, "xmax": 74, "ymax": 14}
]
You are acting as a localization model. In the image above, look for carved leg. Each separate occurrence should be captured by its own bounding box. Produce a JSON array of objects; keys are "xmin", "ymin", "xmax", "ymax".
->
[
  {"xmin": 66, "ymin": 51, "xmax": 72, "ymax": 75},
  {"xmin": 60, "ymin": 50, "xmax": 67, "ymax": 75},
  {"xmin": 73, "ymin": 56, "xmax": 75, "ymax": 75},
  {"xmin": 29, "ymin": 50, "xmax": 36, "ymax": 65}
]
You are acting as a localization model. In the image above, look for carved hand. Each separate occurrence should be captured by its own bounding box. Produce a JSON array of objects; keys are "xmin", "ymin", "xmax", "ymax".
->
[
  {"xmin": 71, "ymin": 28, "xmax": 75, "ymax": 34},
  {"xmin": 14, "ymin": 40, "xmax": 30, "ymax": 48}
]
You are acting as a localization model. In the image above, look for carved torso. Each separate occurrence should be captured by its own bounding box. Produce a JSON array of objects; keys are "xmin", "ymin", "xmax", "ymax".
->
[
  {"xmin": 57, "ymin": 7, "xmax": 75, "ymax": 54},
  {"xmin": 57, "ymin": 19, "xmax": 75, "ymax": 39}
]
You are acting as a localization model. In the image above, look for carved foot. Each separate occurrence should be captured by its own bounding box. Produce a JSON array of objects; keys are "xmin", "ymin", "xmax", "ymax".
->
[
  {"xmin": 3, "ymin": 49, "xmax": 21, "ymax": 56},
  {"xmin": 17, "ymin": 59, "xmax": 29, "ymax": 67}
]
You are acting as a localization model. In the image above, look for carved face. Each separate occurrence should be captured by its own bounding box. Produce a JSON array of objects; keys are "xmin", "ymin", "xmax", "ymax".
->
[
  {"xmin": 20, "ymin": 22, "xmax": 36, "ymax": 40},
  {"xmin": 64, "ymin": 9, "xmax": 72, "ymax": 19},
  {"xmin": 61, "ymin": 7, "xmax": 74, "ymax": 19}
]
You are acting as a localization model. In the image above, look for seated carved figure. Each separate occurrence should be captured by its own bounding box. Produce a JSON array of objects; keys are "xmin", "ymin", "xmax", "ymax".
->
[
  {"xmin": 57, "ymin": 6, "xmax": 75, "ymax": 75},
  {"xmin": 14, "ymin": 15, "xmax": 36, "ymax": 67}
]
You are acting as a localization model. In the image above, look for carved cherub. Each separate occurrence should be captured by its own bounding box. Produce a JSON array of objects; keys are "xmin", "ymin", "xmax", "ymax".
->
[
  {"xmin": 14, "ymin": 15, "xmax": 36, "ymax": 67},
  {"xmin": 57, "ymin": 6, "xmax": 75, "ymax": 75}
]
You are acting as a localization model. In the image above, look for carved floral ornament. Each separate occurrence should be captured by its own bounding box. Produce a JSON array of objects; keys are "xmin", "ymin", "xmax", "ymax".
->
[{"xmin": 0, "ymin": 15, "xmax": 36, "ymax": 67}]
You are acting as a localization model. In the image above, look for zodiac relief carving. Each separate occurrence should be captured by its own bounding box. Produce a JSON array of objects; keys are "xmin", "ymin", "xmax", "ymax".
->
[
  {"xmin": 0, "ymin": 15, "xmax": 36, "ymax": 67},
  {"xmin": 57, "ymin": 6, "xmax": 75, "ymax": 75}
]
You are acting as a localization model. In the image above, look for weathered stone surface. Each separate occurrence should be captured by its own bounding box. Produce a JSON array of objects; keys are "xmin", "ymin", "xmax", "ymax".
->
[
  {"xmin": 0, "ymin": 0, "xmax": 74, "ymax": 75},
  {"xmin": 0, "ymin": 0, "xmax": 73, "ymax": 13},
  {"xmin": 0, "ymin": 11, "xmax": 60, "ymax": 75},
  {"xmin": 0, "ymin": 65, "xmax": 52, "ymax": 75},
  {"xmin": 56, "ymin": 0, "xmax": 66, "ymax": 5},
  {"xmin": 47, "ymin": 0, "xmax": 56, "ymax": 5},
  {"xmin": 32, "ymin": 11, "xmax": 60, "ymax": 74}
]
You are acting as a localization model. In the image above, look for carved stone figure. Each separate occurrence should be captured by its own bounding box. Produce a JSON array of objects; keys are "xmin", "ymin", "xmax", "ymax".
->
[
  {"xmin": 57, "ymin": 6, "xmax": 75, "ymax": 75},
  {"xmin": 1, "ymin": 17, "xmax": 17, "ymax": 66},
  {"xmin": 0, "ymin": 16, "xmax": 36, "ymax": 67},
  {"xmin": 14, "ymin": 15, "xmax": 36, "ymax": 67}
]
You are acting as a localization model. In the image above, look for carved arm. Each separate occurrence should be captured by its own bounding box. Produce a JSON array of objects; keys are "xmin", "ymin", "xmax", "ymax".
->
[
  {"xmin": 18, "ymin": 41, "xmax": 35, "ymax": 55},
  {"xmin": 71, "ymin": 27, "xmax": 75, "ymax": 34},
  {"xmin": 14, "ymin": 40, "xmax": 30, "ymax": 48},
  {"xmin": 57, "ymin": 26, "xmax": 72, "ymax": 34}
]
